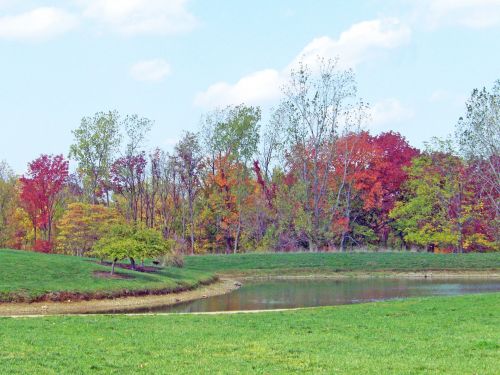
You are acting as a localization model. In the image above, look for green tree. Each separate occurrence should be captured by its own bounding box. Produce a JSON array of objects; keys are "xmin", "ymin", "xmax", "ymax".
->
[
  {"xmin": 390, "ymin": 149, "xmax": 480, "ymax": 253},
  {"xmin": 92, "ymin": 224, "xmax": 170, "ymax": 274},
  {"xmin": 69, "ymin": 111, "xmax": 121, "ymax": 204}
]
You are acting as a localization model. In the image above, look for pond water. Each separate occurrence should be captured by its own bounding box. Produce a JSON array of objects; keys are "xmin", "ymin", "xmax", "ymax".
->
[{"xmin": 108, "ymin": 277, "xmax": 500, "ymax": 314}]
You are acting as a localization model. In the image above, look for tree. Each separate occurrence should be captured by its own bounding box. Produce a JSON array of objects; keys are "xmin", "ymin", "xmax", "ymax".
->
[
  {"xmin": 56, "ymin": 203, "xmax": 120, "ymax": 256},
  {"xmin": 279, "ymin": 57, "xmax": 363, "ymax": 250},
  {"xmin": 92, "ymin": 224, "xmax": 170, "ymax": 274},
  {"xmin": 19, "ymin": 155, "xmax": 69, "ymax": 251},
  {"xmin": 390, "ymin": 147, "xmax": 493, "ymax": 253},
  {"xmin": 201, "ymin": 104, "xmax": 261, "ymax": 253},
  {"xmin": 175, "ymin": 132, "xmax": 203, "ymax": 254},
  {"xmin": 69, "ymin": 111, "xmax": 121, "ymax": 204},
  {"xmin": 110, "ymin": 153, "xmax": 147, "ymax": 223},
  {"xmin": 0, "ymin": 161, "xmax": 17, "ymax": 247},
  {"xmin": 455, "ymin": 80, "xmax": 499, "ymax": 232}
]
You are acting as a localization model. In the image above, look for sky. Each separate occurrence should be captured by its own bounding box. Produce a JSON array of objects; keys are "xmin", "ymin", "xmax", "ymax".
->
[{"xmin": 0, "ymin": 0, "xmax": 499, "ymax": 173}]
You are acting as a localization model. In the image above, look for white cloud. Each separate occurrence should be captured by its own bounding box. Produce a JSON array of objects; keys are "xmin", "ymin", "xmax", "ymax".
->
[
  {"xmin": 81, "ymin": 0, "xmax": 197, "ymax": 35},
  {"xmin": 421, "ymin": 0, "xmax": 500, "ymax": 29},
  {"xmin": 195, "ymin": 18, "xmax": 411, "ymax": 108},
  {"xmin": 195, "ymin": 69, "xmax": 282, "ymax": 108},
  {"xmin": 370, "ymin": 98, "xmax": 414, "ymax": 128},
  {"xmin": 130, "ymin": 59, "xmax": 171, "ymax": 82},
  {"xmin": 0, "ymin": 7, "xmax": 78, "ymax": 41},
  {"xmin": 291, "ymin": 18, "xmax": 411, "ymax": 70}
]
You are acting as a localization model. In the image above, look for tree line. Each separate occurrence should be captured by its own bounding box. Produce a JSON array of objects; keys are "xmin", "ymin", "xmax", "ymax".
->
[{"xmin": 0, "ymin": 59, "xmax": 498, "ymax": 255}]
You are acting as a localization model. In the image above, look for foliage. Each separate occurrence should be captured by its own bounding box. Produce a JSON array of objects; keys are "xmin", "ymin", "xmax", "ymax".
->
[
  {"xmin": 18, "ymin": 154, "xmax": 69, "ymax": 250},
  {"xmin": 92, "ymin": 224, "xmax": 171, "ymax": 273},
  {"xmin": 390, "ymin": 152, "xmax": 497, "ymax": 252},
  {"xmin": 56, "ymin": 203, "xmax": 120, "ymax": 256}
]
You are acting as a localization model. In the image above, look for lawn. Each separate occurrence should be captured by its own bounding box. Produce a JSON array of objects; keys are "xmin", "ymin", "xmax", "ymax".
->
[
  {"xmin": 0, "ymin": 249, "xmax": 215, "ymax": 302},
  {"xmin": 184, "ymin": 251, "xmax": 500, "ymax": 274},
  {"xmin": 0, "ymin": 293, "xmax": 498, "ymax": 374}
]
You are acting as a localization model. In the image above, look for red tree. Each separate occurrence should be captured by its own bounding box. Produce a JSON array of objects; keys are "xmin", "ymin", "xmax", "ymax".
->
[{"xmin": 19, "ymin": 154, "xmax": 69, "ymax": 251}]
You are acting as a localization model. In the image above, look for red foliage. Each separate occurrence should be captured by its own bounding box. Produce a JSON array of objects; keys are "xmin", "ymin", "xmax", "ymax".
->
[
  {"xmin": 33, "ymin": 239, "xmax": 53, "ymax": 253},
  {"xmin": 253, "ymin": 160, "xmax": 276, "ymax": 209},
  {"xmin": 19, "ymin": 154, "xmax": 68, "ymax": 248}
]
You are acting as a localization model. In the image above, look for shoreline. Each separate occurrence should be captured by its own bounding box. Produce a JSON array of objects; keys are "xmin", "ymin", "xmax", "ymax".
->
[
  {"xmin": 0, "ymin": 278, "xmax": 240, "ymax": 316},
  {"xmin": 1, "ymin": 270, "xmax": 499, "ymax": 316},
  {"xmin": 233, "ymin": 270, "xmax": 500, "ymax": 280}
]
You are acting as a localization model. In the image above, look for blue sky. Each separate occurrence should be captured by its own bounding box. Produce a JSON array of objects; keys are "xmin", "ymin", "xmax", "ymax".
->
[{"xmin": 0, "ymin": 0, "xmax": 499, "ymax": 173}]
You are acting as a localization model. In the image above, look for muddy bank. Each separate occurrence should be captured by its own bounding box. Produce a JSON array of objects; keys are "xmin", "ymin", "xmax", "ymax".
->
[{"xmin": 0, "ymin": 278, "xmax": 240, "ymax": 316}]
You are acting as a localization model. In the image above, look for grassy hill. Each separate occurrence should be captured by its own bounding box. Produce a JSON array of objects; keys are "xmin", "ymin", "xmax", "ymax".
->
[
  {"xmin": 0, "ymin": 249, "xmax": 215, "ymax": 302},
  {"xmin": 185, "ymin": 251, "xmax": 500, "ymax": 274}
]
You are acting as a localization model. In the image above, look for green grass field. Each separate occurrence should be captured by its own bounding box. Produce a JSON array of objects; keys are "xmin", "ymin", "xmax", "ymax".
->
[
  {"xmin": 0, "ymin": 293, "xmax": 498, "ymax": 374},
  {"xmin": 185, "ymin": 251, "xmax": 500, "ymax": 274},
  {"xmin": 0, "ymin": 249, "xmax": 214, "ymax": 302}
]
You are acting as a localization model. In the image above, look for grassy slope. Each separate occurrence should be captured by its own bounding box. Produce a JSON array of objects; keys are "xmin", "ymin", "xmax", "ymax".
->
[
  {"xmin": 0, "ymin": 249, "xmax": 214, "ymax": 302},
  {"xmin": 0, "ymin": 293, "xmax": 498, "ymax": 374},
  {"xmin": 185, "ymin": 251, "xmax": 500, "ymax": 274}
]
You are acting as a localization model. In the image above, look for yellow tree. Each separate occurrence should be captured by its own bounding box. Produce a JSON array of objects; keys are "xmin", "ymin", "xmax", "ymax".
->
[{"xmin": 56, "ymin": 203, "xmax": 120, "ymax": 256}]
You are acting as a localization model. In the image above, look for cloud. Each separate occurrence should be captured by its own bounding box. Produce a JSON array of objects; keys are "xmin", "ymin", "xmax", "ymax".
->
[
  {"xmin": 195, "ymin": 18, "xmax": 411, "ymax": 108},
  {"xmin": 291, "ymin": 18, "xmax": 411, "ymax": 70},
  {"xmin": 0, "ymin": 7, "xmax": 79, "ymax": 41},
  {"xmin": 130, "ymin": 59, "xmax": 171, "ymax": 82},
  {"xmin": 194, "ymin": 69, "xmax": 283, "ymax": 108},
  {"xmin": 81, "ymin": 0, "xmax": 197, "ymax": 35},
  {"xmin": 370, "ymin": 98, "xmax": 414, "ymax": 128},
  {"xmin": 420, "ymin": 0, "xmax": 500, "ymax": 29}
]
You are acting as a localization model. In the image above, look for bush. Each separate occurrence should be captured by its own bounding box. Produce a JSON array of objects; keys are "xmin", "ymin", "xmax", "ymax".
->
[{"xmin": 159, "ymin": 252, "xmax": 185, "ymax": 268}]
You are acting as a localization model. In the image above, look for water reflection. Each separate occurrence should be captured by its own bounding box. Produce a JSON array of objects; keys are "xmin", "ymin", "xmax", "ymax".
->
[{"xmin": 110, "ymin": 278, "xmax": 500, "ymax": 314}]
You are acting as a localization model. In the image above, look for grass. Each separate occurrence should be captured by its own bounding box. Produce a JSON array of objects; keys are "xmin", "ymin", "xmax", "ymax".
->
[
  {"xmin": 0, "ymin": 249, "xmax": 215, "ymax": 302},
  {"xmin": 184, "ymin": 251, "xmax": 500, "ymax": 274},
  {"xmin": 0, "ymin": 293, "xmax": 498, "ymax": 374}
]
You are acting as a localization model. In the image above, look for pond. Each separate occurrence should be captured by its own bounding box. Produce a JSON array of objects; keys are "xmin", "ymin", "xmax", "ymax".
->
[{"xmin": 107, "ymin": 277, "xmax": 500, "ymax": 314}]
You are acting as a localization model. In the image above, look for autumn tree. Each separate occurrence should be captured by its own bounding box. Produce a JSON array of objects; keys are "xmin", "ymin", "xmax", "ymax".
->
[
  {"xmin": 279, "ymin": 58, "xmax": 365, "ymax": 250},
  {"xmin": 19, "ymin": 154, "xmax": 69, "ymax": 251},
  {"xmin": 201, "ymin": 104, "xmax": 261, "ymax": 253},
  {"xmin": 56, "ymin": 203, "xmax": 120, "ymax": 256}
]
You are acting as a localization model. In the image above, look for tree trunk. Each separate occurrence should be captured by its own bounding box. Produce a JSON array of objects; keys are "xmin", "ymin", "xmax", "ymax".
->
[
  {"xmin": 234, "ymin": 213, "xmax": 241, "ymax": 254},
  {"xmin": 129, "ymin": 257, "xmax": 136, "ymax": 270},
  {"xmin": 189, "ymin": 195, "xmax": 195, "ymax": 255},
  {"xmin": 111, "ymin": 258, "xmax": 117, "ymax": 275}
]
